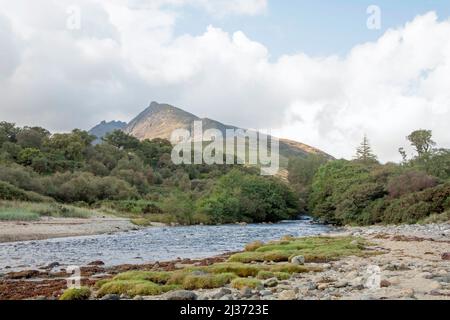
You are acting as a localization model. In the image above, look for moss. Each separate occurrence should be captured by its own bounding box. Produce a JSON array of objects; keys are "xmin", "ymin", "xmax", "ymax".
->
[
  {"xmin": 59, "ymin": 287, "xmax": 91, "ymax": 300},
  {"xmin": 232, "ymin": 236, "xmax": 369, "ymax": 263},
  {"xmin": 206, "ymin": 262, "xmax": 267, "ymax": 277},
  {"xmin": 113, "ymin": 271, "xmax": 172, "ymax": 284},
  {"xmin": 269, "ymin": 263, "xmax": 313, "ymax": 274},
  {"xmin": 228, "ymin": 250, "xmax": 292, "ymax": 263},
  {"xmin": 245, "ymin": 241, "xmax": 264, "ymax": 252},
  {"xmin": 181, "ymin": 273, "xmax": 237, "ymax": 290},
  {"xmin": 97, "ymin": 280, "xmax": 177, "ymax": 297},
  {"xmin": 231, "ymin": 278, "xmax": 262, "ymax": 290},
  {"xmin": 256, "ymin": 271, "xmax": 290, "ymax": 280}
]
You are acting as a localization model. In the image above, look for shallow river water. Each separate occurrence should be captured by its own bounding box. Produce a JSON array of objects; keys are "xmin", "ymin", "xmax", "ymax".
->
[{"xmin": 0, "ymin": 218, "xmax": 333, "ymax": 272}]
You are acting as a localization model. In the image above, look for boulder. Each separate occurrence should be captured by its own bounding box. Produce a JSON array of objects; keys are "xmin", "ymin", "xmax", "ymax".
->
[
  {"xmin": 165, "ymin": 290, "xmax": 198, "ymax": 301},
  {"xmin": 291, "ymin": 255, "xmax": 305, "ymax": 265}
]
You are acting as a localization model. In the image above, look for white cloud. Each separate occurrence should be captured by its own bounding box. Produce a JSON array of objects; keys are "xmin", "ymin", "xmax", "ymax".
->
[{"xmin": 0, "ymin": 1, "xmax": 448, "ymax": 162}]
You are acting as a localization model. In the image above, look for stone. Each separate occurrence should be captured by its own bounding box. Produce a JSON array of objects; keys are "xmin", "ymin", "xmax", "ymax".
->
[
  {"xmin": 100, "ymin": 294, "xmax": 120, "ymax": 301},
  {"xmin": 334, "ymin": 281, "xmax": 349, "ymax": 288},
  {"xmin": 306, "ymin": 282, "xmax": 318, "ymax": 290},
  {"xmin": 88, "ymin": 260, "xmax": 105, "ymax": 266},
  {"xmin": 318, "ymin": 283, "xmax": 329, "ymax": 290},
  {"xmin": 165, "ymin": 290, "xmax": 198, "ymax": 301},
  {"xmin": 291, "ymin": 255, "xmax": 305, "ymax": 265},
  {"xmin": 212, "ymin": 288, "xmax": 232, "ymax": 300},
  {"xmin": 45, "ymin": 262, "xmax": 60, "ymax": 270},
  {"xmin": 240, "ymin": 287, "xmax": 253, "ymax": 298},
  {"xmin": 264, "ymin": 278, "xmax": 278, "ymax": 288},
  {"xmin": 441, "ymin": 253, "xmax": 450, "ymax": 260},
  {"xmin": 133, "ymin": 295, "xmax": 143, "ymax": 300},
  {"xmin": 6, "ymin": 270, "xmax": 40, "ymax": 280},
  {"xmin": 278, "ymin": 290, "xmax": 296, "ymax": 300},
  {"xmin": 219, "ymin": 295, "xmax": 234, "ymax": 300},
  {"xmin": 260, "ymin": 290, "xmax": 272, "ymax": 297},
  {"xmin": 380, "ymin": 280, "xmax": 391, "ymax": 288}
]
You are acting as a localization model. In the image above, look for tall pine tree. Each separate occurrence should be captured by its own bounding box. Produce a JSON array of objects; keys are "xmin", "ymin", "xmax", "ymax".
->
[{"xmin": 354, "ymin": 135, "xmax": 378, "ymax": 164}]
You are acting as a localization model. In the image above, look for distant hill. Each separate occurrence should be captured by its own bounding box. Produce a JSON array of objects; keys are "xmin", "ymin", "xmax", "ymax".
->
[
  {"xmin": 89, "ymin": 101, "xmax": 333, "ymax": 163},
  {"xmin": 89, "ymin": 120, "xmax": 127, "ymax": 144}
]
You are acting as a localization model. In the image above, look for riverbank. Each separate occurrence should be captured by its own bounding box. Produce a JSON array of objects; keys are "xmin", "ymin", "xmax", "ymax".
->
[
  {"xmin": 0, "ymin": 222, "xmax": 448, "ymax": 300},
  {"xmin": 0, "ymin": 216, "xmax": 142, "ymax": 243}
]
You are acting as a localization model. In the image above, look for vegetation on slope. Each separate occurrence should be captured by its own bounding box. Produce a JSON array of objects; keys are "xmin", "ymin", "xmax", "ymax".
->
[
  {"xmin": 0, "ymin": 122, "xmax": 298, "ymax": 224},
  {"xmin": 289, "ymin": 130, "xmax": 450, "ymax": 225}
]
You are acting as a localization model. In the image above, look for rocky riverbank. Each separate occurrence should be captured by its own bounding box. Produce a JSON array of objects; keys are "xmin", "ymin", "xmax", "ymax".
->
[{"xmin": 1, "ymin": 222, "xmax": 449, "ymax": 300}]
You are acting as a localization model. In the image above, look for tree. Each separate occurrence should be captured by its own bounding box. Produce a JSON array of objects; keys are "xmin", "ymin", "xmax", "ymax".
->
[
  {"xmin": 0, "ymin": 122, "xmax": 19, "ymax": 144},
  {"xmin": 407, "ymin": 129, "xmax": 435, "ymax": 157},
  {"xmin": 354, "ymin": 135, "xmax": 378, "ymax": 164},
  {"xmin": 103, "ymin": 130, "xmax": 140, "ymax": 150},
  {"xmin": 16, "ymin": 127, "xmax": 50, "ymax": 149}
]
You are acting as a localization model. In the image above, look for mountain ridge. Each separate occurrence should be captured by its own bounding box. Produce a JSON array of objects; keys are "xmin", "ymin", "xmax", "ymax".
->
[{"xmin": 89, "ymin": 101, "xmax": 333, "ymax": 160}]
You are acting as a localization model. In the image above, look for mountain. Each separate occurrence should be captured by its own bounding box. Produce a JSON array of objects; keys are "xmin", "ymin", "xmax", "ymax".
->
[
  {"xmin": 89, "ymin": 101, "xmax": 333, "ymax": 162},
  {"xmin": 89, "ymin": 120, "xmax": 127, "ymax": 144}
]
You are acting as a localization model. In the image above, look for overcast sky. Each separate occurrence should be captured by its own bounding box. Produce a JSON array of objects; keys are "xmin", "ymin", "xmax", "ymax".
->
[{"xmin": 0, "ymin": 0, "xmax": 449, "ymax": 162}]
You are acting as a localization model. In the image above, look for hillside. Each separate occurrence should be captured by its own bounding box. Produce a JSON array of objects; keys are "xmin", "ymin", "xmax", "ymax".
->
[{"xmin": 91, "ymin": 101, "xmax": 332, "ymax": 161}]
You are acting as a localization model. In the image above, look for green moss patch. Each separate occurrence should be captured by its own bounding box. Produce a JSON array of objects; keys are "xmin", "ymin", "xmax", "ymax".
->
[{"xmin": 59, "ymin": 287, "xmax": 91, "ymax": 300}]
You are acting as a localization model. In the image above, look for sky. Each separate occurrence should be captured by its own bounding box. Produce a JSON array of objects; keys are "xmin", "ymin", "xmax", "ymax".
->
[{"xmin": 0, "ymin": 0, "xmax": 449, "ymax": 162}]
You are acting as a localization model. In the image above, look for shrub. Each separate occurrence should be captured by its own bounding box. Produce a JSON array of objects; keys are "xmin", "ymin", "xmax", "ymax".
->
[
  {"xmin": 387, "ymin": 171, "xmax": 438, "ymax": 198},
  {"xmin": 0, "ymin": 181, "xmax": 51, "ymax": 202}
]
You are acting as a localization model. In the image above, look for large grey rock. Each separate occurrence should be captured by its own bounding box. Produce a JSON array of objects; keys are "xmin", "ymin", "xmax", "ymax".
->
[
  {"xmin": 100, "ymin": 294, "xmax": 120, "ymax": 301},
  {"xmin": 212, "ymin": 288, "xmax": 232, "ymax": 300},
  {"xmin": 291, "ymin": 255, "xmax": 305, "ymax": 265},
  {"xmin": 165, "ymin": 290, "xmax": 198, "ymax": 301}
]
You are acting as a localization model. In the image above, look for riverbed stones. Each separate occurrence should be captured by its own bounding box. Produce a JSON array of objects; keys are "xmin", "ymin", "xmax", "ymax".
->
[
  {"xmin": 212, "ymin": 288, "xmax": 232, "ymax": 300},
  {"xmin": 264, "ymin": 278, "xmax": 278, "ymax": 288},
  {"xmin": 100, "ymin": 294, "xmax": 120, "ymax": 301},
  {"xmin": 278, "ymin": 290, "xmax": 296, "ymax": 300},
  {"xmin": 240, "ymin": 287, "xmax": 253, "ymax": 298},
  {"xmin": 165, "ymin": 290, "xmax": 198, "ymax": 301},
  {"xmin": 441, "ymin": 253, "xmax": 450, "ymax": 260},
  {"xmin": 260, "ymin": 290, "xmax": 272, "ymax": 297}
]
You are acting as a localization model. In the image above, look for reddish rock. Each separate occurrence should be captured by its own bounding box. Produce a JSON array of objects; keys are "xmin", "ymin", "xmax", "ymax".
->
[
  {"xmin": 5, "ymin": 270, "xmax": 41, "ymax": 280},
  {"xmin": 380, "ymin": 280, "xmax": 391, "ymax": 288},
  {"xmin": 441, "ymin": 252, "xmax": 450, "ymax": 260}
]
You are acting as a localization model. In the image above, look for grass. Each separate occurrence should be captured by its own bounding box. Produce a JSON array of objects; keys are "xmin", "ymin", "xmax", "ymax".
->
[
  {"xmin": 97, "ymin": 280, "xmax": 179, "ymax": 297},
  {"xmin": 256, "ymin": 271, "xmax": 291, "ymax": 280},
  {"xmin": 0, "ymin": 209, "xmax": 40, "ymax": 221},
  {"xmin": 94, "ymin": 235, "xmax": 376, "ymax": 297},
  {"xmin": 229, "ymin": 236, "xmax": 369, "ymax": 263},
  {"xmin": 245, "ymin": 241, "xmax": 264, "ymax": 252},
  {"xmin": 59, "ymin": 287, "xmax": 91, "ymax": 300},
  {"xmin": 0, "ymin": 201, "xmax": 93, "ymax": 221},
  {"xmin": 113, "ymin": 271, "xmax": 172, "ymax": 284},
  {"xmin": 181, "ymin": 273, "xmax": 237, "ymax": 290},
  {"xmin": 231, "ymin": 278, "xmax": 262, "ymax": 290}
]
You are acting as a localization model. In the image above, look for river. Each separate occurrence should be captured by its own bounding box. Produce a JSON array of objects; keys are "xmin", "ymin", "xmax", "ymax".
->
[{"xmin": 0, "ymin": 218, "xmax": 333, "ymax": 272}]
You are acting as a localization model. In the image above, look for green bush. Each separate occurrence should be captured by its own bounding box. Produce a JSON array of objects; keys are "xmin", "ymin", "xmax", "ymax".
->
[{"xmin": 0, "ymin": 181, "xmax": 51, "ymax": 202}]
